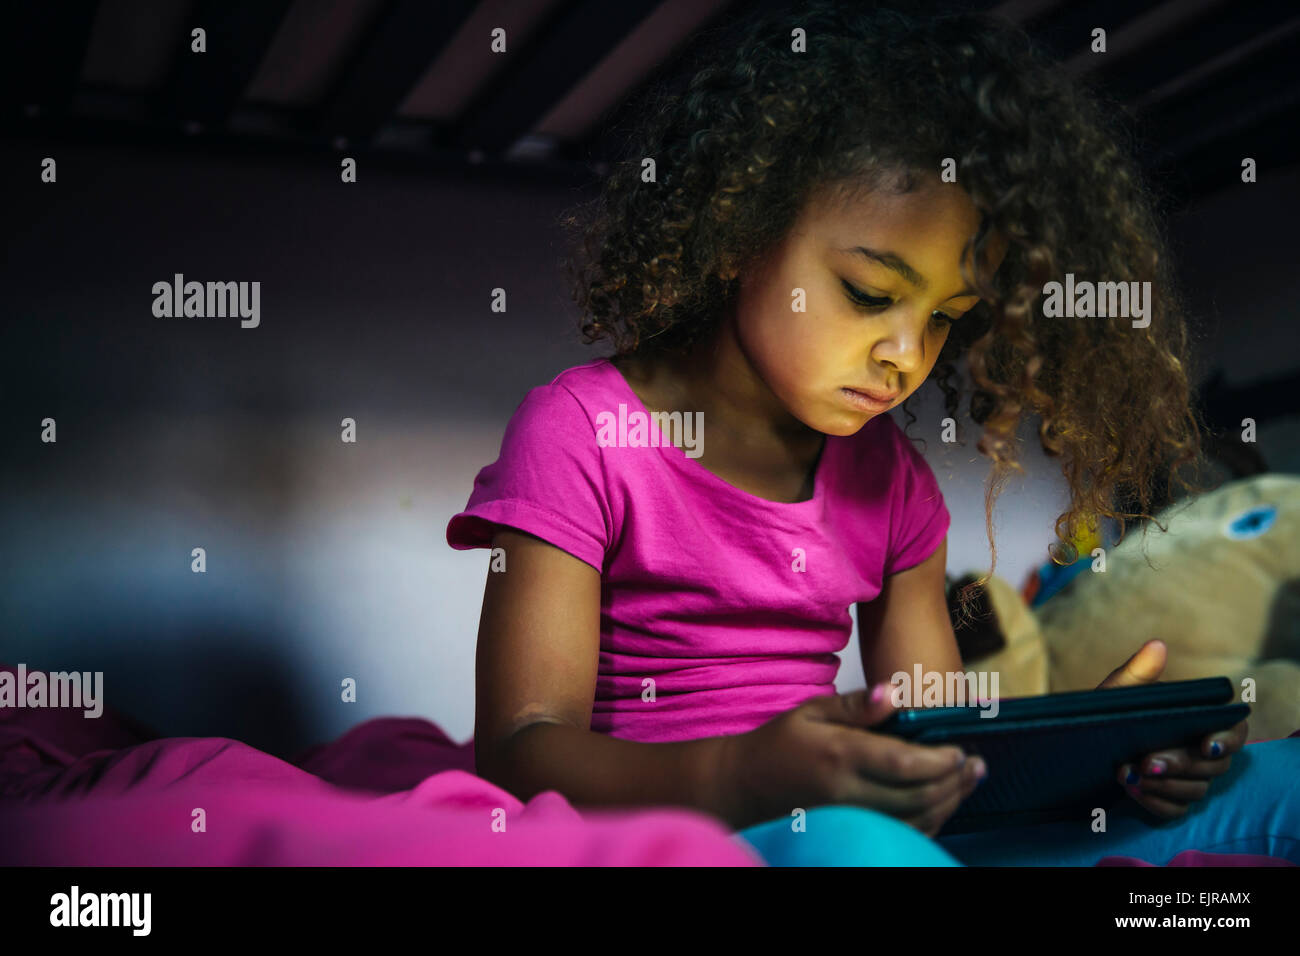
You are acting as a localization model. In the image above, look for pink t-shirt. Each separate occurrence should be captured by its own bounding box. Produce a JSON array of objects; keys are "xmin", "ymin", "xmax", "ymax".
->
[{"xmin": 446, "ymin": 357, "xmax": 950, "ymax": 743}]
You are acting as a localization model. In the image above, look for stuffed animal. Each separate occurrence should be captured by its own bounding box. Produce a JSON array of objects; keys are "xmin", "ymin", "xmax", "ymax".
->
[{"xmin": 951, "ymin": 473, "xmax": 1300, "ymax": 742}]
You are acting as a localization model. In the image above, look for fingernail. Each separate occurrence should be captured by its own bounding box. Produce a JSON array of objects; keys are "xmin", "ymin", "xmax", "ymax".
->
[
  {"xmin": 1209, "ymin": 740, "xmax": 1223, "ymax": 757},
  {"xmin": 1146, "ymin": 759, "xmax": 1166, "ymax": 775},
  {"xmin": 973, "ymin": 758, "xmax": 987, "ymax": 781},
  {"xmin": 952, "ymin": 749, "xmax": 966, "ymax": 768},
  {"xmin": 870, "ymin": 683, "xmax": 887, "ymax": 703},
  {"xmin": 1124, "ymin": 768, "xmax": 1140, "ymax": 786}
]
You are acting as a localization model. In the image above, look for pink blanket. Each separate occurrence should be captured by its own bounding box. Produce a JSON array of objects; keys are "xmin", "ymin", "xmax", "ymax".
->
[
  {"xmin": 0, "ymin": 665, "xmax": 1289, "ymax": 866},
  {"xmin": 0, "ymin": 686, "xmax": 762, "ymax": 865}
]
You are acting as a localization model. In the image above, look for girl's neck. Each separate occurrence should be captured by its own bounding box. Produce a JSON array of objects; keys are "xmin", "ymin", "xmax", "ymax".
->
[{"xmin": 619, "ymin": 305, "xmax": 819, "ymax": 448}]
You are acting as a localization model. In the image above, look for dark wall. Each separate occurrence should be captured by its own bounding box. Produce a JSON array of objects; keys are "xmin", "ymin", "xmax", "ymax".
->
[{"xmin": 2, "ymin": 135, "xmax": 1297, "ymax": 755}]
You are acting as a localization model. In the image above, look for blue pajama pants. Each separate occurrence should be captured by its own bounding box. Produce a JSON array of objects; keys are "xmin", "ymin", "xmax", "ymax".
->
[{"xmin": 732, "ymin": 737, "xmax": 1300, "ymax": 866}]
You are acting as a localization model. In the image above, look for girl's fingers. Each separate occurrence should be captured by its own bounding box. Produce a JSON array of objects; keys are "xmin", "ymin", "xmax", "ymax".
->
[
  {"xmin": 1095, "ymin": 640, "xmax": 1167, "ymax": 690},
  {"xmin": 854, "ymin": 757, "xmax": 984, "ymax": 819},
  {"xmin": 1131, "ymin": 749, "xmax": 1235, "ymax": 780},
  {"xmin": 876, "ymin": 761, "xmax": 975, "ymax": 817},
  {"xmin": 1123, "ymin": 785, "xmax": 1194, "ymax": 819},
  {"xmin": 900, "ymin": 764, "xmax": 985, "ymax": 836},
  {"xmin": 848, "ymin": 732, "xmax": 968, "ymax": 785},
  {"xmin": 1127, "ymin": 775, "xmax": 1210, "ymax": 803},
  {"xmin": 832, "ymin": 765, "xmax": 960, "ymax": 817},
  {"xmin": 1200, "ymin": 718, "xmax": 1249, "ymax": 758}
]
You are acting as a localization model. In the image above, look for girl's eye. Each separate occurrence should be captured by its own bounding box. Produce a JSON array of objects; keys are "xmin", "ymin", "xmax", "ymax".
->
[
  {"xmin": 841, "ymin": 279, "xmax": 892, "ymax": 310},
  {"xmin": 841, "ymin": 280, "xmax": 959, "ymax": 328}
]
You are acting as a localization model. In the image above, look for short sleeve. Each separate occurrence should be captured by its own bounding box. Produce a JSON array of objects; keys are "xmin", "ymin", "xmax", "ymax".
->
[
  {"xmin": 882, "ymin": 418, "xmax": 951, "ymax": 576},
  {"xmin": 446, "ymin": 384, "xmax": 613, "ymax": 571}
]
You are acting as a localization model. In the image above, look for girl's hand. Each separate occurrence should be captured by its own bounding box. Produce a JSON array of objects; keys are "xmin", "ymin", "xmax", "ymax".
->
[
  {"xmin": 1096, "ymin": 640, "xmax": 1248, "ymax": 818},
  {"xmin": 718, "ymin": 684, "xmax": 987, "ymax": 834}
]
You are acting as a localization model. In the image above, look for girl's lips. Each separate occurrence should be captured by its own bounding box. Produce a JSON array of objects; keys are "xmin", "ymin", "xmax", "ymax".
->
[{"xmin": 841, "ymin": 387, "xmax": 896, "ymax": 412}]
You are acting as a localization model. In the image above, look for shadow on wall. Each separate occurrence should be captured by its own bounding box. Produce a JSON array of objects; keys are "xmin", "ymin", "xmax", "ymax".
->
[{"xmin": 13, "ymin": 632, "xmax": 314, "ymax": 760}]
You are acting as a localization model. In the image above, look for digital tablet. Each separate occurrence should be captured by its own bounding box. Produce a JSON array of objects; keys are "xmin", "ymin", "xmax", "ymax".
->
[{"xmin": 874, "ymin": 676, "xmax": 1250, "ymax": 835}]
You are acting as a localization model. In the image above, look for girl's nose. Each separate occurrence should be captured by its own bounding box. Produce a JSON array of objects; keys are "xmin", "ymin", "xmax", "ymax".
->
[{"xmin": 870, "ymin": 312, "xmax": 930, "ymax": 374}]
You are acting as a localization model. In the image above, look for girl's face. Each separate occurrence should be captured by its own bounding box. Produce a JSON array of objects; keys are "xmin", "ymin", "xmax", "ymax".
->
[{"xmin": 730, "ymin": 172, "xmax": 1008, "ymax": 437}]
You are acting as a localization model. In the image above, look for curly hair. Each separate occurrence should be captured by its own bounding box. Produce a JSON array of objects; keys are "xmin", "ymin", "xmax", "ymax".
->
[{"xmin": 559, "ymin": 0, "xmax": 1213, "ymax": 629}]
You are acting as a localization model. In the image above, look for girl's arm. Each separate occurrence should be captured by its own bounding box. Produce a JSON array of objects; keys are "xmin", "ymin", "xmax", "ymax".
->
[
  {"xmin": 473, "ymin": 528, "xmax": 734, "ymax": 821},
  {"xmin": 856, "ymin": 537, "xmax": 963, "ymax": 687}
]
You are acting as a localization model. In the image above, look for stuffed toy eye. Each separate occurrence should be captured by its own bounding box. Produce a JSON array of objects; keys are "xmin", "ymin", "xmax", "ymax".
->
[{"xmin": 1223, "ymin": 505, "xmax": 1277, "ymax": 540}]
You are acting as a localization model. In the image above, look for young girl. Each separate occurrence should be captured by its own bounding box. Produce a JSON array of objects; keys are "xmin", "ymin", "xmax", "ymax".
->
[{"xmin": 447, "ymin": 1, "xmax": 1299, "ymax": 865}]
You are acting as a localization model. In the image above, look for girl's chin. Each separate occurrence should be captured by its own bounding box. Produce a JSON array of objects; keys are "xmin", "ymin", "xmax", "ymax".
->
[
  {"xmin": 783, "ymin": 394, "xmax": 880, "ymax": 437},
  {"xmin": 813, "ymin": 409, "xmax": 878, "ymax": 436}
]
